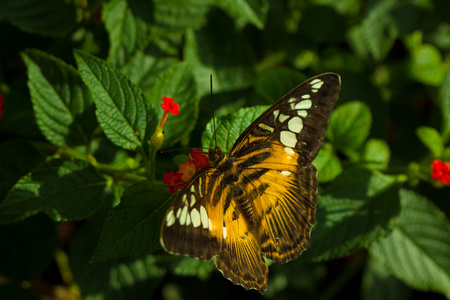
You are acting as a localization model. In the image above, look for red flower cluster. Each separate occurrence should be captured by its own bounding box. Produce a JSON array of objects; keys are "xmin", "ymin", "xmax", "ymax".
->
[
  {"xmin": 163, "ymin": 149, "xmax": 211, "ymax": 193},
  {"xmin": 431, "ymin": 159, "xmax": 450, "ymax": 185},
  {"xmin": 161, "ymin": 96, "xmax": 179, "ymax": 115}
]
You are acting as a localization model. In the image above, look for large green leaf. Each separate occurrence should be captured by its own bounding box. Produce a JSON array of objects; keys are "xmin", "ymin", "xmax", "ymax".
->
[
  {"xmin": 121, "ymin": 43, "xmax": 179, "ymax": 93},
  {"xmin": 314, "ymin": 142, "xmax": 342, "ymax": 183},
  {"xmin": 362, "ymin": 138, "xmax": 391, "ymax": 170},
  {"xmin": 361, "ymin": 257, "xmax": 411, "ymax": 300},
  {"xmin": 71, "ymin": 213, "xmax": 166, "ymax": 300},
  {"xmin": 75, "ymin": 50, "xmax": 157, "ymax": 151},
  {"xmin": 439, "ymin": 69, "xmax": 450, "ymax": 141},
  {"xmin": 103, "ymin": 0, "xmax": 152, "ymax": 67},
  {"xmin": 0, "ymin": 0, "xmax": 78, "ymax": 37},
  {"xmin": 361, "ymin": 0, "xmax": 398, "ymax": 61},
  {"xmin": 370, "ymin": 190, "xmax": 450, "ymax": 298},
  {"xmin": 22, "ymin": 49, "xmax": 96, "ymax": 147},
  {"xmin": 202, "ymin": 106, "xmax": 269, "ymax": 153},
  {"xmin": 91, "ymin": 181, "xmax": 172, "ymax": 262},
  {"xmin": 0, "ymin": 158, "xmax": 106, "ymax": 223},
  {"xmin": 327, "ymin": 101, "xmax": 372, "ymax": 152},
  {"xmin": 416, "ymin": 126, "xmax": 444, "ymax": 157},
  {"xmin": 216, "ymin": 0, "xmax": 269, "ymax": 29},
  {"xmin": 301, "ymin": 168, "xmax": 401, "ymax": 262}
]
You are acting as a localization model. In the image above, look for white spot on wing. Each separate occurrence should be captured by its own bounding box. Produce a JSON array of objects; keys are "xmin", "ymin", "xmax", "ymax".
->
[
  {"xmin": 284, "ymin": 147, "xmax": 295, "ymax": 155},
  {"xmin": 190, "ymin": 185, "xmax": 195, "ymax": 193},
  {"xmin": 258, "ymin": 123, "xmax": 274, "ymax": 133},
  {"xmin": 280, "ymin": 131, "xmax": 297, "ymax": 148},
  {"xmin": 208, "ymin": 218, "xmax": 212, "ymax": 230},
  {"xmin": 176, "ymin": 208, "xmax": 181, "ymax": 218},
  {"xmin": 297, "ymin": 110, "xmax": 308, "ymax": 118},
  {"xmin": 273, "ymin": 109, "xmax": 280, "ymax": 120},
  {"xmin": 295, "ymin": 99, "xmax": 312, "ymax": 110},
  {"xmin": 288, "ymin": 97, "xmax": 297, "ymax": 103},
  {"xmin": 200, "ymin": 206, "xmax": 208, "ymax": 229},
  {"xmin": 190, "ymin": 194, "xmax": 196, "ymax": 207},
  {"xmin": 191, "ymin": 208, "xmax": 201, "ymax": 228},
  {"xmin": 280, "ymin": 170, "xmax": 291, "ymax": 176},
  {"xmin": 166, "ymin": 210, "xmax": 175, "ymax": 226},
  {"xmin": 223, "ymin": 226, "xmax": 227, "ymax": 239},
  {"xmin": 288, "ymin": 116, "xmax": 303, "ymax": 133},
  {"xmin": 186, "ymin": 212, "xmax": 191, "ymax": 225},
  {"xmin": 301, "ymin": 94, "xmax": 311, "ymax": 99},
  {"xmin": 310, "ymin": 78, "xmax": 322, "ymax": 85},
  {"xmin": 179, "ymin": 206, "xmax": 188, "ymax": 225},
  {"xmin": 278, "ymin": 113, "xmax": 289, "ymax": 123}
]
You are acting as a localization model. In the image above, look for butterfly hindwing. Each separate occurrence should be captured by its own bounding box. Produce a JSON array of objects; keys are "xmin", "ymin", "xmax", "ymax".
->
[
  {"xmin": 216, "ymin": 184, "xmax": 268, "ymax": 293},
  {"xmin": 160, "ymin": 168, "xmax": 223, "ymax": 261}
]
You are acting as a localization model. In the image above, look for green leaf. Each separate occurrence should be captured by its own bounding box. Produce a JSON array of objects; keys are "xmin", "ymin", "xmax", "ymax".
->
[
  {"xmin": 184, "ymin": 16, "xmax": 256, "ymax": 96},
  {"xmin": 172, "ymin": 257, "xmax": 215, "ymax": 280},
  {"xmin": 138, "ymin": 0, "xmax": 211, "ymax": 35},
  {"xmin": 0, "ymin": 140, "xmax": 49, "ymax": 201},
  {"xmin": 0, "ymin": 0, "xmax": 78, "ymax": 37},
  {"xmin": 103, "ymin": 0, "xmax": 152, "ymax": 67},
  {"xmin": 121, "ymin": 43, "xmax": 179, "ymax": 92},
  {"xmin": 416, "ymin": 126, "xmax": 444, "ymax": 157},
  {"xmin": 71, "ymin": 214, "xmax": 166, "ymax": 300},
  {"xmin": 361, "ymin": 257, "xmax": 411, "ymax": 300},
  {"xmin": 216, "ymin": 0, "xmax": 269, "ymax": 29},
  {"xmin": 439, "ymin": 69, "xmax": 450, "ymax": 141},
  {"xmin": 202, "ymin": 106, "xmax": 269, "ymax": 153},
  {"xmin": 361, "ymin": 0, "xmax": 398, "ymax": 61},
  {"xmin": 0, "ymin": 214, "xmax": 57, "ymax": 280},
  {"xmin": 75, "ymin": 50, "xmax": 157, "ymax": 151},
  {"xmin": 301, "ymin": 168, "xmax": 400, "ymax": 262},
  {"xmin": 148, "ymin": 62, "xmax": 199, "ymax": 148},
  {"xmin": 22, "ymin": 49, "xmax": 96, "ymax": 147},
  {"xmin": 370, "ymin": 190, "xmax": 450, "ymax": 298},
  {"xmin": 362, "ymin": 138, "xmax": 391, "ymax": 170},
  {"xmin": 409, "ymin": 43, "xmax": 444, "ymax": 86},
  {"xmin": 0, "ymin": 158, "xmax": 106, "ymax": 223},
  {"xmin": 327, "ymin": 101, "xmax": 372, "ymax": 152},
  {"xmin": 91, "ymin": 181, "xmax": 172, "ymax": 262},
  {"xmin": 314, "ymin": 142, "xmax": 342, "ymax": 183}
]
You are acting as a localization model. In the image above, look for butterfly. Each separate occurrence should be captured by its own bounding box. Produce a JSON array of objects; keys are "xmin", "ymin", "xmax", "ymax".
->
[{"xmin": 160, "ymin": 73, "xmax": 341, "ymax": 293}]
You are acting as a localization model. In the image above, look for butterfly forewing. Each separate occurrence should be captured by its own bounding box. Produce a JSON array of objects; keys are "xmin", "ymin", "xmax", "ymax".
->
[
  {"xmin": 160, "ymin": 73, "xmax": 341, "ymax": 294},
  {"xmin": 231, "ymin": 73, "xmax": 341, "ymax": 167}
]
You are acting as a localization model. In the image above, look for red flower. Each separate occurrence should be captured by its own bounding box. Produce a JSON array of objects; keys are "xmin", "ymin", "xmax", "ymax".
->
[
  {"xmin": 161, "ymin": 96, "xmax": 179, "ymax": 115},
  {"xmin": 431, "ymin": 159, "xmax": 450, "ymax": 185},
  {"xmin": 163, "ymin": 171, "xmax": 184, "ymax": 193},
  {"xmin": 190, "ymin": 148, "xmax": 211, "ymax": 169},
  {"xmin": 151, "ymin": 96, "xmax": 180, "ymax": 148},
  {"xmin": 163, "ymin": 149, "xmax": 211, "ymax": 193}
]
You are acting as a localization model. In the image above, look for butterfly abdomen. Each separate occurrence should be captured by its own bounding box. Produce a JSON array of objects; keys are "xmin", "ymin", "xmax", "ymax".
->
[{"xmin": 215, "ymin": 154, "xmax": 256, "ymax": 224}]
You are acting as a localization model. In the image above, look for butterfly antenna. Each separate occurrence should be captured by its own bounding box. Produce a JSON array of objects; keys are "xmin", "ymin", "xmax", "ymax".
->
[{"xmin": 210, "ymin": 74, "xmax": 218, "ymax": 148}]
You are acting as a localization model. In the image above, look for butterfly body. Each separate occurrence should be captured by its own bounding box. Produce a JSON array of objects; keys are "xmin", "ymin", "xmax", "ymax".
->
[{"xmin": 161, "ymin": 73, "xmax": 341, "ymax": 293}]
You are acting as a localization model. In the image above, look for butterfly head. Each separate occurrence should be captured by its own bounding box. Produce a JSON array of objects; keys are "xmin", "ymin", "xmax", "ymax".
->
[{"xmin": 208, "ymin": 146, "xmax": 225, "ymax": 165}]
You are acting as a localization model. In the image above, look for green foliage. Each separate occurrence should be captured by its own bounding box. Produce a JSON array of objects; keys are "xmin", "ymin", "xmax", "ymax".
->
[{"xmin": 1, "ymin": 0, "xmax": 450, "ymax": 299}]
